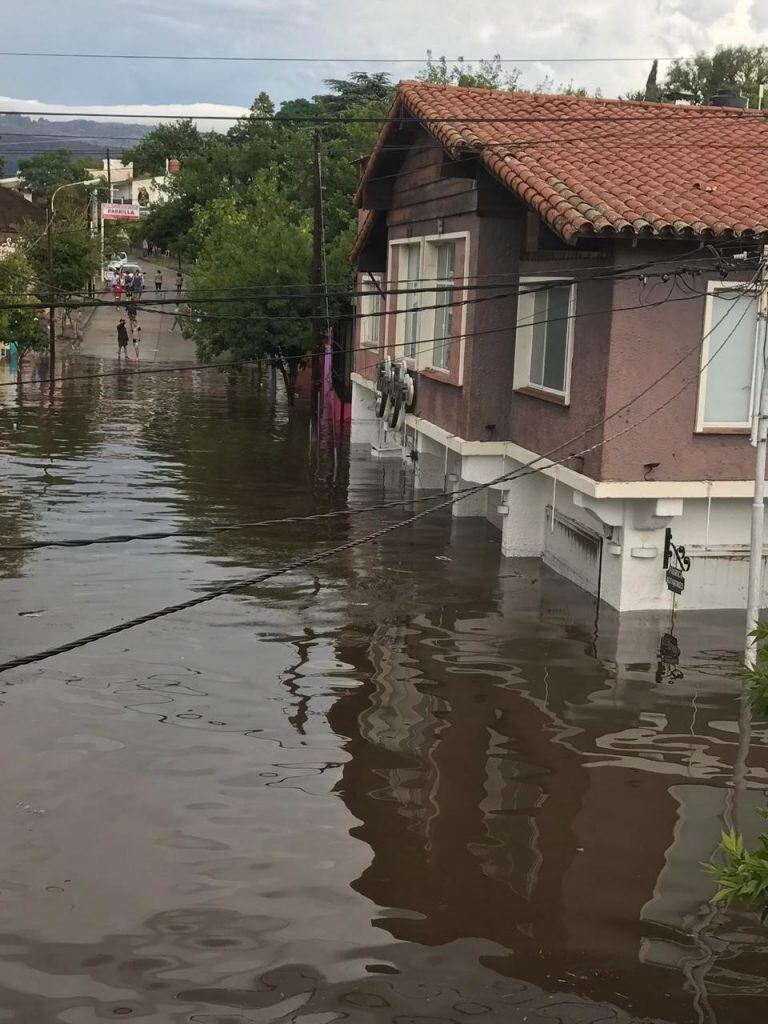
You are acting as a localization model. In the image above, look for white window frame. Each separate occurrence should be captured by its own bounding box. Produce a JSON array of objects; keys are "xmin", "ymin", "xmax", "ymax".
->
[
  {"xmin": 390, "ymin": 239, "xmax": 422, "ymax": 359},
  {"xmin": 388, "ymin": 231, "xmax": 469, "ymax": 379},
  {"xmin": 359, "ymin": 273, "xmax": 384, "ymax": 348},
  {"xmin": 695, "ymin": 281, "xmax": 761, "ymax": 433},
  {"xmin": 513, "ymin": 277, "xmax": 577, "ymax": 403}
]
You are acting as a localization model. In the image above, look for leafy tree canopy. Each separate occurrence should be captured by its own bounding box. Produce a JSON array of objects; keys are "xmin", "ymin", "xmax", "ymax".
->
[
  {"xmin": 664, "ymin": 45, "xmax": 768, "ymax": 106},
  {"xmin": 0, "ymin": 250, "xmax": 48, "ymax": 360},
  {"xmin": 626, "ymin": 47, "xmax": 768, "ymax": 105},
  {"xmin": 185, "ymin": 170, "xmax": 312, "ymax": 394},
  {"xmin": 123, "ymin": 119, "xmax": 206, "ymax": 177},
  {"xmin": 417, "ymin": 52, "xmax": 520, "ymax": 91},
  {"xmin": 21, "ymin": 203, "xmax": 101, "ymax": 302},
  {"xmin": 17, "ymin": 150, "xmax": 101, "ymax": 197}
]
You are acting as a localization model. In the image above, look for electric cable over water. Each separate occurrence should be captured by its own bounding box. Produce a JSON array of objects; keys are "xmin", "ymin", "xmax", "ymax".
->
[
  {"xmin": 0, "ymin": 271, "xmax": 761, "ymax": 673},
  {"xmin": 1, "ymin": 273, "xmax": 759, "ymax": 553},
  {"xmin": 0, "ymin": 270, "xmax": 742, "ymax": 393}
]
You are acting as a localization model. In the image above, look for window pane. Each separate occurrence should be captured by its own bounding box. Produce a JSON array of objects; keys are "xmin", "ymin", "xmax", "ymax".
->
[
  {"xmin": 403, "ymin": 245, "xmax": 420, "ymax": 356},
  {"xmin": 703, "ymin": 292, "xmax": 759, "ymax": 424},
  {"xmin": 362, "ymin": 285, "xmax": 381, "ymax": 345},
  {"xmin": 529, "ymin": 289, "xmax": 548, "ymax": 385},
  {"xmin": 434, "ymin": 292, "xmax": 454, "ymax": 368},
  {"xmin": 436, "ymin": 242, "xmax": 455, "ymax": 281},
  {"xmin": 433, "ymin": 243, "xmax": 456, "ymax": 369},
  {"xmin": 543, "ymin": 285, "xmax": 570, "ymax": 391}
]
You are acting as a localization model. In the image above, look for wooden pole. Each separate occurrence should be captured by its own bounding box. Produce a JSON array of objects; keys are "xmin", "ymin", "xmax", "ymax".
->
[
  {"xmin": 310, "ymin": 131, "xmax": 323, "ymax": 409},
  {"xmin": 46, "ymin": 194, "xmax": 56, "ymax": 366}
]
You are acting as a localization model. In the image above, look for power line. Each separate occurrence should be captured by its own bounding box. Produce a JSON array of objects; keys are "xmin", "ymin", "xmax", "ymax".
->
[
  {"xmin": 0, "ymin": 277, "xmax": 736, "ymax": 392},
  {"xmin": 0, "ymin": 52, "xmax": 686, "ymax": 64},
  {"xmin": 2, "ymin": 110, "xmax": 765, "ymax": 124},
  {"xmin": 0, "ymin": 268, "xmax": 703, "ymax": 317},
  {"xmin": 0, "ymin": 270, "xmax": 727, "ymax": 390},
  {"xmin": 0, "ymin": 273, "xmax": 759, "ymax": 675},
  {"xmin": 0, "ymin": 252, "xmax": 733, "ymax": 316},
  {"xmin": 3, "ymin": 274, "xmax": 758, "ymax": 552}
]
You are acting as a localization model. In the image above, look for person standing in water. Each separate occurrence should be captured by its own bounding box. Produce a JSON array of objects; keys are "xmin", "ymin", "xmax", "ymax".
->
[{"xmin": 116, "ymin": 318, "xmax": 129, "ymax": 360}]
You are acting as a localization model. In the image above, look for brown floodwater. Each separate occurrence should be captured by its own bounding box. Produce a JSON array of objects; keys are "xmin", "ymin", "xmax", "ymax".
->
[{"xmin": 0, "ymin": 359, "xmax": 767, "ymax": 1024}]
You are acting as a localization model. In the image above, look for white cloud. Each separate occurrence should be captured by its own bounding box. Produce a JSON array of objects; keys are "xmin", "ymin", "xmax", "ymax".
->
[
  {"xmin": 2, "ymin": 0, "xmax": 768, "ymax": 109},
  {"xmin": 0, "ymin": 97, "xmax": 249, "ymax": 131},
  {"xmin": 749, "ymin": 0, "xmax": 768, "ymax": 31}
]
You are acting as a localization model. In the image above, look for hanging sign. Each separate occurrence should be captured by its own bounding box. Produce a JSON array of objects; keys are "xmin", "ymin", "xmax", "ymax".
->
[
  {"xmin": 102, "ymin": 203, "xmax": 140, "ymax": 221},
  {"xmin": 663, "ymin": 528, "xmax": 691, "ymax": 595}
]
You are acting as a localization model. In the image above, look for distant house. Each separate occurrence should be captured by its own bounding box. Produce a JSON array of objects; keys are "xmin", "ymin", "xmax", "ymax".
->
[
  {"xmin": 0, "ymin": 185, "xmax": 45, "ymax": 255},
  {"xmin": 350, "ymin": 82, "xmax": 768, "ymax": 612},
  {"xmin": 87, "ymin": 158, "xmax": 171, "ymax": 209}
]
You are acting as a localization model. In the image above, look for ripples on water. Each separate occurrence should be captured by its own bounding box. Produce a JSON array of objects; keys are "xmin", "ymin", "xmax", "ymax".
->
[{"xmin": 0, "ymin": 361, "xmax": 766, "ymax": 1023}]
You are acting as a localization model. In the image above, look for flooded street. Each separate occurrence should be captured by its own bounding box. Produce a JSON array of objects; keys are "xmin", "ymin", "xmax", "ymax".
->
[{"xmin": 1, "ymin": 357, "xmax": 767, "ymax": 1024}]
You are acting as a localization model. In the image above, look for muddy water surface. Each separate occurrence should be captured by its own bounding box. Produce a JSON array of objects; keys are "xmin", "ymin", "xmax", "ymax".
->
[{"xmin": 0, "ymin": 361, "xmax": 766, "ymax": 1023}]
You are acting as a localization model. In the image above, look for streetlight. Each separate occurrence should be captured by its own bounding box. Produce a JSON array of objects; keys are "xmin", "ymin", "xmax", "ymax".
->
[{"xmin": 46, "ymin": 178, "xmax": 100, "ymax": 365}]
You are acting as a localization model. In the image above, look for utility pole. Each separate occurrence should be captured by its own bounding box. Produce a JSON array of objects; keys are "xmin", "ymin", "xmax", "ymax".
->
[
  {"xmin": 310, "ymin": 130, "xmax": 324, "ymax": 408},
  {"xmin": 46, "ymin": 194, "xmax": 55, "ymax": 365},
  {"xmin": 106, "ymin": 147, "xmax": 112, "ymax": 200},
  {"xmin": 745, "ymin": 244, "xmax": 768, "ymax": 667}
]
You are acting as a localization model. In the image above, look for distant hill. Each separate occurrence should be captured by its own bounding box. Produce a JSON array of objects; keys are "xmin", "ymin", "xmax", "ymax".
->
[{"xmin": 0, "ymin": 114, "xmax": 151, "ymax": 173}]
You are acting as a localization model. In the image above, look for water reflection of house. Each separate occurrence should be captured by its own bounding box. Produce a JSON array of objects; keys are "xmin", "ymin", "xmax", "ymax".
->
[{"xmin": 326, "ymin": 553, "xmax": 768, "ymax": 1022}]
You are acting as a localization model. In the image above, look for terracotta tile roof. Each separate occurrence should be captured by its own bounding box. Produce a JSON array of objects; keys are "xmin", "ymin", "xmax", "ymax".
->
[{"xmin": 355, "ymin": 83, "xmax": 768, "ymax": 244}]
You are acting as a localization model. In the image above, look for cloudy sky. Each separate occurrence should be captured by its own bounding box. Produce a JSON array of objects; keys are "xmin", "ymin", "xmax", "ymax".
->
[{"xmin": 2, "ymin": 0, "xmax": 767, "ymax": 123}]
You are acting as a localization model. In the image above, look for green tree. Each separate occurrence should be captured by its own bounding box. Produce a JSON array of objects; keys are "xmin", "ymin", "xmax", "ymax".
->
[
  {"xmin": 0, "ymin": 250, "xmax": 48, "ymax": 375},
  {"xmin": 185, "ymin": 171, "xmax": 312, "ymax": 397},
  {"xmin": 319, "ymin": 73, "xmax": 394, "ymax": 112},
  {"xmin": 663, "ymin": 45, "xmax": 768, "ymax": 106},
  {"xmin": 122, "ymin": 119, "xmax": 205, "ymax": 176},
  {"xmin": 17, "ymin": 150, "xmax": 99, "ymax": 197},
  {"xmin": 21, "ymin": 200, "xmax": 101, "ymax": 306},
  {"xmin": 131, "ymin": 73, "xmax": 390, "ymax": 345},
  {"xmin": 644, "ymin": 59, "xmax": 660, "ymax": 102},
  {"xmin": 417, "ymin": 51, "xmax": 520, "ymax": 90}
]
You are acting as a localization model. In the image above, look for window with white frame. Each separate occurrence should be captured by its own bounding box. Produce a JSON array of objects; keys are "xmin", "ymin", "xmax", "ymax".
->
[
  {"xmin": 697, "ymin": 286, "xmax": 760, "ymax": 430},
  {"xmin": 360, "ymin": 275, "xmax": 383, "ymax": 347},
  {"xmin": 400, "ymin": 243, "xmax": 421, "ymax": 358},
  {"xmin": 513, "ymin": 280, "xmax": 575, "ymax": 399},
  {"xmin": 431, "ymin": 242, "xmax": 456, "ymax": 369}
]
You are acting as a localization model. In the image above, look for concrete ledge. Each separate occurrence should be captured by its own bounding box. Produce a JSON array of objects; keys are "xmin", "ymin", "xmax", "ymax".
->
[{"xmin": 350, "ymin": 376, "xmax": 761, "ymax": 502}]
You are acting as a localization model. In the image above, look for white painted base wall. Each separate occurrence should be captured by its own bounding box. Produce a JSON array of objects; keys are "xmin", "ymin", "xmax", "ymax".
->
[{"xmin": 350, "ymin": 376, "xmax": 767, "ymax": 613}]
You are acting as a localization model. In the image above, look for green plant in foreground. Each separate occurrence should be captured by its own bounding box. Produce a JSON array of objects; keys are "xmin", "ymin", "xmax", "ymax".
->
[
  {"xmin": 706, "ymin": 817, "xmax": 768, "ymax": 921},
  {"xmin": 703, "ymin": 621, "xmax": 768, "ymax": 920},
  {"xmin": 744, "ymin": 621, "xmax": 768, "ymax": 716}
]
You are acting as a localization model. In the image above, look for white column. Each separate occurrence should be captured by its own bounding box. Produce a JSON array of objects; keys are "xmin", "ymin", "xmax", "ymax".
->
[
  {"xmin": 350, "ymin": 379, "xmax": 380, "ymax": 447},
  {"xmin": 500, "ymin": 469, "xmax": 547, "ymax": 556},
  {"xmin": 451, "ymin": 478, "xmax": 488, "ymax": 518}
]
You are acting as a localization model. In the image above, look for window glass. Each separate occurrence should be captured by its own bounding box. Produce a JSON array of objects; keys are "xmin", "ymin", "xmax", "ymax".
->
[
  {"xmin": 519, "ymin": 283, "xmax": 572, "ymax": 395},
  {"xmin": 543, "ymin": 285, "xmax": 570, "ymax": 391},
  {"xmin": 403, "ymin": 245, "xmax": 421, "ymax": 357},
  {"xmin": 433, "ymin": 242, "xmax": 456, "ymax": 369},
  {"xmin": 361, "ymin": 279, "xmax": 382, "ymax": 346},
  {"xmin": 702, "ymin": 291, "xmax": 759, "ymax": 426},
  {"xmin": 529, "ymin": 289, "xmax": 548, "ymax": 386}
]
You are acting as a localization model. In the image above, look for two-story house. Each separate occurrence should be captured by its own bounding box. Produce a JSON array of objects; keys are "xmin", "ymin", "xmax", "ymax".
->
[{"xmin": 349, "ymin": 82, "xmax": 768, "ymax": 612}]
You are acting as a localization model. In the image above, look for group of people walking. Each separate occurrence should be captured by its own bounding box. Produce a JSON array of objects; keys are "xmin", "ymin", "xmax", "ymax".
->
[
  {"xmin": 115, "ymin": 268, "xmax": 185, "ymax": 360},
  {"xmin": 113, "ymin": 259, "xmax": 185, "ymax": 361}
]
